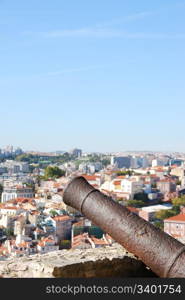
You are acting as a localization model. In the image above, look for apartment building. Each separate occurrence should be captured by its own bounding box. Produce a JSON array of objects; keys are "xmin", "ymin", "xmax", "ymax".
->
[
  {"xmin": 1, "ymin": 186, "xmax": 34, "ymax": 203},
  {"xmin": 164, "ymin": 207, "xmax": 185, "ymax": 240}
]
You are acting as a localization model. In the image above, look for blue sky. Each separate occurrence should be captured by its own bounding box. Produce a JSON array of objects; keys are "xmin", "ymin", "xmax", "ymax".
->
[{"xmin": 0, "ymin": 0, "xmax": 185, "ymax": 152}]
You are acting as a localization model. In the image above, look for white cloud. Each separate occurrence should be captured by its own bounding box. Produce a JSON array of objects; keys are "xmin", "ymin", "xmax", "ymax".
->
[
  {"xmin": 38, "ymin": 28, "xmax": 185, "ymax": 40},
  {"xmin": 23, "ymin": 9, "xmax": 185, "ymax": 40},
  {"xmin": 95, "ymin": 11, "xmax": 155, "ymax": 27}
]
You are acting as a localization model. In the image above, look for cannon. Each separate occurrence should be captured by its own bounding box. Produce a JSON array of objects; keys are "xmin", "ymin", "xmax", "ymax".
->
[{"xmin": 63, "ymin": 176, "xmax": 185, "ymax": 278}]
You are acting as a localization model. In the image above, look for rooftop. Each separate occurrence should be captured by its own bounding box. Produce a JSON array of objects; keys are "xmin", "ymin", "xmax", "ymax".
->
[
  {"xmin": 141, "ymin": 204, "xmax": 172, "ymax": 213},
  {"xmin": 164, "ymin": 214, "xmax": 185, "ymax": 222},
  {"xmin": 52, "ymin": 215, "xmax": 72, "ymax": 222}
]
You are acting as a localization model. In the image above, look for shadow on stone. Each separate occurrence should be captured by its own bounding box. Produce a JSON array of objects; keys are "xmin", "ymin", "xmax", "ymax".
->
[{"xmin": 53, "ymin": 257, "xmax": 157, "ymax": 278}]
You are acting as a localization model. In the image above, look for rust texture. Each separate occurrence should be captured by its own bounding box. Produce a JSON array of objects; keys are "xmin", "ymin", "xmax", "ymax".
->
[{"xmin": 63, "ymin": 176, "xmax": 185, "ymax": 278}]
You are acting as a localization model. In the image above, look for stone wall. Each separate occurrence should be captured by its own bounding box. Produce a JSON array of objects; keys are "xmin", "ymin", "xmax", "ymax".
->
[{"xmin": 0, "ymin": 244, "xmax": 157, "ymax": 278}]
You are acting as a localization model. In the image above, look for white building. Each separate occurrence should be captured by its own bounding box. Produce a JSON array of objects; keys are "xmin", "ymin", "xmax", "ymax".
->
[
  {"xmin": 104, "ymin": 177, "xmax": 143, "ymax": 200},
  {"xmin": 0, "ymin": 206, "xmax": 22, "ymax": 216},
  {"xmin": 1, "ymin": 186, "xmax": 34, "ymax": 203},
  {"xmin": 0, "ymin": 160, "xmax": 29, "ymax": 174},
  {"xmin": 37, "ymin": 236, "xmax": 59, "ymax": 254},
  {"xmin": 5, "ymin": 234, "xmax": 37, "ymax": 257},
  {"xmin": 121, "ymin": 179, "xmax": 143, "ymax": 199},
  {"xmin": 139, "ymin": 204, "xmax": 172, "ymax": 222},
  {"xmin": 152, "ymin": 159, "xmax": 166, "ymax": 167}
]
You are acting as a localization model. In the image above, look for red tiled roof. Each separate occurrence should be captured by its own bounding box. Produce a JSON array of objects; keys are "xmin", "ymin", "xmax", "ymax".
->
[
  {"xmin": 72, "ymin": 233, "xmax": 90, "ymax": 246},
  {"xmin": 73, "ymin": 220, "xmax": 84, "ymax": 227},
  {"xmin": 42, "ymin": 238, "xmax": 55, "ymax": 243},
  {"xmin": 0, "ymin": 206, "xmax": 18, "ymax": 210},
  {"xmin": 126, "ymin": 206, "xmax": 139, "ymax": 213},
  {"xmin": 15, "ymin": 198, "xmax": 32, "ymax": 202},
  {"xmin": 38, "ymin": 242, "xmax": 45, "ymax": 247},
  {"xmin": 164, "ymin": 214, "xmax": 185, "ymax": 222},
  {"xmin": 52, "ymin": 215, "xmax": 72, "ymax": 222},
  {"xmin": 158, "ymin": 179, "xmax": 175, "ymax": 183},
  {"xmin": 91, "ymin": 236, "xmax": 109, "ymax": 245},
  {"xmin": 17, "ymin": 242, "xmax": 29, "ymax": 248},
  {"xmin": 82, "ymin": 175, "xmax": 97, "ymax": 181},
  {"xmin": 113, "ymin": 180, "xmax": 121, "ymax": 186}
]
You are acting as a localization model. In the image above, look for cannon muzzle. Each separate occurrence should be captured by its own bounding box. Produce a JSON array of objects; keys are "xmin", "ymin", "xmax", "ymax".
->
[{"xmin": 63, "ymin": 176, "xmax": 185, "ymax": 278}]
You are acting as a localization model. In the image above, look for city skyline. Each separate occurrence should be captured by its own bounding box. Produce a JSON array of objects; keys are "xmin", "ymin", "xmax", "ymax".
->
[
  {"xmin": 1, "ymin": 0, "xmax": 185, "ymax": 152},
  {"xmin": 1, "ymin": 144, "xmax": 185, "ymax": 155}
]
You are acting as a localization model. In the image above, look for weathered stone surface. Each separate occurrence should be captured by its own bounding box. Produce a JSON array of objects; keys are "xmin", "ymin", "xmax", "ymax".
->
[{"xmin": 0, "ymin": 244, "xmax": 157, "ymax": 278}]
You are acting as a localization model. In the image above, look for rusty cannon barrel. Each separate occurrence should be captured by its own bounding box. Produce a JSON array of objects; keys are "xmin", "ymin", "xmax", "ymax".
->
[{"xmin": 63, "ymin": 176, "xmax": 185, "ymax": 278}]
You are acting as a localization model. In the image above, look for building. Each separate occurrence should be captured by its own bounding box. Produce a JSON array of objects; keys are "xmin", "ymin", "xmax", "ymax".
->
[
  {"xmin": 5, "ymin": 234, "xmax": 36, "ymax": 257},
  {"xmin": 81, "ymin": 174, "xmax": 100, "ymax": 186},
  {"xmin": 120, "ymin": 178, "xmax": 143, "ymax": 199},
  {"xmin": 139, "ymin": 157, "xmax": 149, "ymax": 168},
  {"xmin": 51, "ymin": 215, "xmax": 73, "ymax": 242},
  {"xmin": 0, "ymin": 160, "xmax": 29, "ymax": 174},
  {"xmin": 170, "ymin": 167, "xmax": 185, "ymax": 181},
  {"xmin": 170, "ymin": 159, "xmax": 184, "ymax": 167},
  {"xmin": 101, "ymin": 177, "xmax": 143, "ymax": 200},
  {"xmin": 152, "ymin": 159, "xmax": 168, "ymax": 167},
  {"xmin": 157, "ymin": 179, "xmax": 176, "ymax": 194},
  {"xmin": 72, "ymin": 232, "xmax": 111, "ymax": 249},
  {"xmin": 1, "ymin": 186, "xmax": 34, "ymax": 203},
  {"xmin": 0, "ymin": 205, "xmax": 23, "ymax": 217},
  {"xmin": 79, "ymin": 162, "xmax": 103, "ymax": 174},
  {"xmin": 14, "ymin": 215, "xmax": 26, "ymax": 236},
  {"xmin": 71, "ymin": 148, "xmax": 82, "ymax": 158},
  {"xmin": 130, "ymin": 156, "xmax": 139, "ymax": 169},
  {"xmin": 37, "ymin": 236, "xmax": 59, "ymax": 254},
  {"xmin": 71, "ymin": 218, "xmax": 104, "ymax": 243},
  {"xmin": 164, "ymin": 207, "xmax": 185, "ymax": 241},
  {"xmin": 111, "ymin": 156, "xmax": 131, "ymax": 169},
  {"xmin": 139, "ymin": 204, "xmax": 172, "ymax": 222},
  {"xmin": 28, "ymin": 210, "xmax": 40, "ymax": 226},
  {"xmin": 131, "ymin": 156, "xmax": 150, "ymax": 169}
]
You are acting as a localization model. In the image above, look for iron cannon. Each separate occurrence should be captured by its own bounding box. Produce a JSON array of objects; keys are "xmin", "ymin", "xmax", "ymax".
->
[{"xmin": 63, "ymin": 176, "xmax": 185, "ymax": 278}]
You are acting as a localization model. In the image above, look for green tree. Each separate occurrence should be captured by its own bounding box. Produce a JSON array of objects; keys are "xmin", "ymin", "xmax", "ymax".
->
[
  {"xmin": 50, "ymin": 210, "xmax": 58, "ymax": 217},
  {"xmin": 44, "ymin": 166, "xmax": 65, "ymax": 179},
  {"xmin": 86, "ymin": 154, "xmax": 100, "ymax": 163},
  {"xmin": 15, "ymin": 153, "xmax": 34, "ymax": 162},
  {"xmin": 60, "ymin": 240, "xmax": 71, "ymax": 249},
  {"xmin": 101, "ymin": 159, "xmax": 110, "ymax": 167},
  {"xmin": 4, "ymin": 228, "xmax": 14, "ymax": 237},
  {"xmin": 172, "ymin": 196, "xmax": 185, "ymax": 207},
  {"xmin": 172, "ymin": 205, "xmax": 180, "ymax": 215},
  {"xmin": 116, "ymin": 170, "xmax": 133, "ymax": 176},
  {"xmin": 153, "ymin": 220, "xmax": 163, "ymax": 230},
  {"xmin": 126, "ymin": 200, "xmax": 145, "ymax": 207},
  {"xmin": 155, "ymin": 209, "xmax": 176, "ymax": 220}
]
